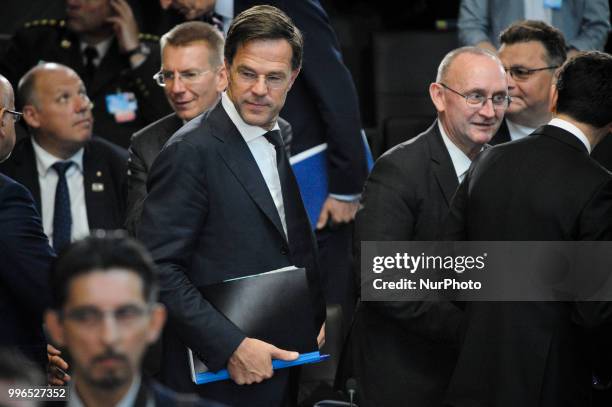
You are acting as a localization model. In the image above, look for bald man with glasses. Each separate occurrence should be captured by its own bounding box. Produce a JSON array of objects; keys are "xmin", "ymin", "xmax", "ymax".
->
[{"xmin": 342, "ymin": 46, "xmax": 509, "ymax": 407}]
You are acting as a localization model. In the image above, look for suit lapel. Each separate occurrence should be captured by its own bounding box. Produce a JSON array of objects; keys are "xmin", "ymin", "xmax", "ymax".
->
[
  {"xmin": 14, "ymin": 139, "xmax": 42, "ymax": 213},
  {"xmin": 83, "ymin": 143, "xmax": 107, "ymax": 230},
  {"xmin": 427, "ymin": 121, "xmax": 459, "ymax": 206},
  {"xmin": 490, "ymin": 118, "xmax": 511, "ymax": 145},
  {"xmin": 212, "ymin": 107, "xmax": 288, "ymax": 242}
]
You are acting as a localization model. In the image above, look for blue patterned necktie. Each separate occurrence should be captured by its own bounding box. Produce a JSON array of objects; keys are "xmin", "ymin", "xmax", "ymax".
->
[{"xmin": 52, "ymin": 161, "xmax": 74, "ymax": 252}]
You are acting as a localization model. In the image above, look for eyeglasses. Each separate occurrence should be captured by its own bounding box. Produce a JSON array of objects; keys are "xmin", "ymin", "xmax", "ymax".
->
[
  {"xmin": 504, "ymin": 66, "xmax": 558, "ymax": 81},
  {"xmin": 0, "ymin": 107, "xmax": 23, "ymax": 123},
  {"xmin": 234, "ymin": 67, "xmax": 288, "ymax": 90},
  {"xmin": 153, "ymin": 69, "xmax": 212, "ymax": 87},
  {"xmin": 439, "ymin": 83, "xmax": 511, "ymax": 110},
  {"xmin": 62, "ymin": 305, "xmax": 149, "ymax": 329}
]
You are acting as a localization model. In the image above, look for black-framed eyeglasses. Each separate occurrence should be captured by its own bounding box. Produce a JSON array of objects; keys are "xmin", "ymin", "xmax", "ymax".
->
[
  {"xmin": 0, "ymin": 107, "xmax": 23, "ymax": 123},
  {"xmin": 504, "ymin": 66, "xmax": 558, "ymax": 81},
  {"xmin": 439, "ymin": 83, "xmax": 511, "ymax": 110}
]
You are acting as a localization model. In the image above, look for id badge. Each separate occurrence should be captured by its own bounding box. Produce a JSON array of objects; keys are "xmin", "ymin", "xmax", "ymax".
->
[
  {"xmin": 544, "ymin": 0, "xmax": 562, "ymax": 10},
  {"xmin": 105, "ymin": 92, "xmax": 138, "ymax": 123}
]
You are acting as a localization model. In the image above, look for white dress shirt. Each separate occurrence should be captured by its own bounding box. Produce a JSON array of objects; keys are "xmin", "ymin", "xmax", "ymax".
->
[
  {"xmin": 506, "ymin": 119, "xmax": 536, "ymax": 142},
  {"xmin": 31, "ymin": 138, "xmax": 90, "ymax": 247},
  {"xmin": 438, "ymin": 122, "xmax": 474, "ymax": 183},
  {"xmin": 548, "ymin": 117, "xmax": 592, "ymax": 153},
  {"xmin": 221, "ymin": 92, "xmax": 288, "ymax": 237}
]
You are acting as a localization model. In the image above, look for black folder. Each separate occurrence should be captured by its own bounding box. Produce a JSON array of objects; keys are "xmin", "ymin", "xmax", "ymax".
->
[{"xmin": 198, "ymin": 267, "xmax": 318, "ymax": 353}]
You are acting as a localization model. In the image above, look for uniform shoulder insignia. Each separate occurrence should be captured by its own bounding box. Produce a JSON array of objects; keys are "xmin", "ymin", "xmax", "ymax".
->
[
  {"xmin": 23, "ymin": 19, "xmax": 64, "ymax": 29},
  {"xmin": 138, "ymin": 33, "xmax": 160, "ymax": 43}
]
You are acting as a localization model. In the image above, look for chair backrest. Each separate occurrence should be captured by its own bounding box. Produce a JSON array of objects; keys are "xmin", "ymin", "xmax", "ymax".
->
[{"xmin": 372, "ymin": 30, "xmax": 458, "ymax": 155}]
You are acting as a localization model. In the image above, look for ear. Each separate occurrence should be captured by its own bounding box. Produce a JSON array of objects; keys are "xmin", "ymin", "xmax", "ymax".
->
[
  {"xmin": 22, "ymin": 104, "xmax": 41, "ymax": 129},
  {"xmin": 159, "ymin": 0, "xmax": 172, "ymax": 10},
  {"xmin": 215, "ymin": 65, "xmax": 228, "ymax": 92},
  {"xmin": 45, "ymin": 310, "xmax": 66, "ymax": 348},
  {"xmin": 145, "ymin": 303, "xmax": 167, "ymax": 344},
  {"xmin": 287, "ymin": 67, "xmax": 300, "ymax": 91},
  {"xmin": 429, "ymin": 82, "xmax": 446, "ymax": 113},
  {"xmin": 549, "ymin": 82, "xmax": 559, "ymax": 114}
]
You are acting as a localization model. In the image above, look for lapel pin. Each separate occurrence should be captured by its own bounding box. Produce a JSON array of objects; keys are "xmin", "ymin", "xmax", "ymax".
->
[
  {"xmin": 61, "ymin": 39, "xmax": 71, "ymax": 49},
  {"xmin": 96, "ymin": 171, "xmax": 102, "ymax": 177},
  {"xmin": 92, "ymin": 183, "xmax": 104, "ymax": 192}
]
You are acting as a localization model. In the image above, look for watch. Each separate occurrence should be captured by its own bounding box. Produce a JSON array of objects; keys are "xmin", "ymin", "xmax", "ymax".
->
[{"xmin": 124, "ymin": 43, "xmax": 150, "ymax": 58}]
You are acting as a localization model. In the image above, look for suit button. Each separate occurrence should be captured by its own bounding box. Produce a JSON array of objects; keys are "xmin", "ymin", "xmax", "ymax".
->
[{"xmin": 281, "ymin": 246, "xmax": 289, "ymax": 255}]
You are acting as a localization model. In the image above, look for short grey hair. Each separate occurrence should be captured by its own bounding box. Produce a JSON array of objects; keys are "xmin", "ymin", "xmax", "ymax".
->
[{"xmin": 436, "ymin": 46, "xmax": 502, "ymax": 83}]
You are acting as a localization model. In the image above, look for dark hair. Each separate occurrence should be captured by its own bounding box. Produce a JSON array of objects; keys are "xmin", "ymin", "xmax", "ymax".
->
[
  {"xmin": 555, "ymin": 51, "xmax": 612, "ymax": 128},
  {"xmin": 160, "ymin": 21, "xmax": 225, "ymax": 68},
  {"xmin": 499, "ymin": 20, "xmax": 567, "ymax": 66},
  {"xmin": 225, "ymin": 5, "xmax": 303, "ymax": 70},
  {"xmin": 50, "ymin": 231, "xmax": 158, "ymax": 310}
]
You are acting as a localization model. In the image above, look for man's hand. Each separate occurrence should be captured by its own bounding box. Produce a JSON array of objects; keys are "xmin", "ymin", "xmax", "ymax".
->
[
  {"xmin": 47, "ymin": 344, "xmax": 71, "ymax": 386},
  {"xmin": 316, "ymin": 197, "xmax": 359, "ymax": 230},
  {"xmin": 317, "ymin": 323, "xmax": 326, "ymax": 349},
  {"xmin": 227, "ymin": 338, "xmax": 298, "ymax": 385},
  {"xmin": 106, "ymin": 0, "xmax": 140, "ymax": 54}
]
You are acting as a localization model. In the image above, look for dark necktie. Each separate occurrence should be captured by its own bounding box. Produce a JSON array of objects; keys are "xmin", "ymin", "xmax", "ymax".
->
[
  {"xmin": 263, "ymin": 130, "xmax": 308, "ymax": 244},
  {"xmin": 52, "ymin": 161, "xmax": 74, "ymax": 253},
  {"xmin": 201, "ymin": 12, "xmax": 224, "ymax": 33},
  {"xmin": 83, "ymin": 46, "xmax": 98, "ymax": 84}
]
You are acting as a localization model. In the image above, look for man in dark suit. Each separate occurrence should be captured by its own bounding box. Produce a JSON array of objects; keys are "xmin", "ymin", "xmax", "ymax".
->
[
  {"xmin": 138, "ymin": 6, "xmax": 325, "ymax": 406},
  {"xmin": 0, "ymin": 63, "xmax": 127, "ymax": 253},
  {"xmin": 126, "ymin": 21, "xmax": 227, "ymax": 235},
  {"xmin": 45, "ymin": 234, "xmax": 226, "ymax": 407},
  {"xmin": 490, "ymin": 20, "xmax": 567, "ymax": 145},
  {"xmin": 0, "ymin": 74, "xmax": 55, "ymax": 371},
  {"xmin": 155, "ymin": 0, "xmax": 369, "ymax": 325},
  {"xmin": 342, "ymin": 47, "xmax": 509, "ymax": 407},
  {"xmin": 443, "ymin": 51, "xmax": 612, "ymax": 407},
  {"xmin": 0, "ymin": 0, "xmax": 171, "ymax": 148}
]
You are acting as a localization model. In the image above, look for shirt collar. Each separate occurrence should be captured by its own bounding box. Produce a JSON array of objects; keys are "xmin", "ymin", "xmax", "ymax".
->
[
  {"xmin": 506, "ymin": 119, "xmax": 536, "ymax": 141},
  {"xmin": 69, "ymin": 375, "xmax": 142, "ymax": 407},
  {"xmin": 214, "ymin": 0, "xmax": 233, "ymax": 21},
  {"xmin": 221, "ymin": 92, "xmax": 280, "ymax": 143},
  {"xmin": 31, "ymin": 137, "xmax": 84, "ymax": 176},
  {"xmin": 437, "ymin": 121, "xmax": 473, "ymax": 182},
  {"xmin": 548, "ymin": 117, "xmax": 591, "ymax": 153}
]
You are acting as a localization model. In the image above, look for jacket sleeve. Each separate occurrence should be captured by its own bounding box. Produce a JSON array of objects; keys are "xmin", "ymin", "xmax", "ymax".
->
[
  {"xmin": 138, "ymin": 139, "xmax": 245, "ymax": 371},
  {"xmin": 458, "ymin": 0, "xmax": 492, "ymax": 46},
  {"xmin": 0, "ymin": 179, "xmax": 55, "ymax": 316},
  {"xmin": 567, "ymin": 0, "xmax": 611, "ymax": 51},
  {"xmin": 281, "ymin": 0, "xmax": 368, "ymax": 195}
]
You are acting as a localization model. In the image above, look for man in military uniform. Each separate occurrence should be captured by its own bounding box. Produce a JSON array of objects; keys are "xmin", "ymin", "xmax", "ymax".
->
[{"xmin": 0, "ymin": 0, "xmax": 171, "ymax": 149}]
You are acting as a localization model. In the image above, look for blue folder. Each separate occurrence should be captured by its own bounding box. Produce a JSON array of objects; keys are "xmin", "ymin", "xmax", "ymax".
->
[
  {"xmin": 290, "ymin": 133, "xmax": 374, "ymax": 229},
  {"xmin": 193, "ymin": 351, "xmax": 330, "ymax": 385}
]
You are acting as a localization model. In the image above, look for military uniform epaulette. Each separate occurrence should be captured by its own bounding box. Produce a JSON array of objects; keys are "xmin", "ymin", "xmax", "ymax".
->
[
  {"xmin": 23, "ymin": 19, "xmax": 65, "ymax": 29},
  {"xmin": 138, "ymin": 33, "xmax": 160, "ymax": 43}
]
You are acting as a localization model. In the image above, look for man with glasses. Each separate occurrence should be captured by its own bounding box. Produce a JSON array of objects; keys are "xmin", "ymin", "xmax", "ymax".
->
[
  {"xmin": 0, "ymin": 73, "xmax": 55, "ymax": 374},
  {"xmin": 342, "ymin": 46, "xmax": 508, "ymax": 407},
  {"xmin": 44, "ymin": 233, "xmax": 224, "ymax": 406},
  {"xmin": 125, "ymin": 21, "xmax": 293, "ymax": 235},
  {"xmin": 0, "ymin": 0, "xmax": 171, "ymax": 149},
  {"xmin": 0, "ymin": 63, "xmax": 127, "ymax": 253},
  {"xmin": 138, "ymin": 6, "xmax": 325, "ymax": 405},
  {"xmin": 491, "ymin": 20, "xmax": 567, "ymax": 144},
  {"xmin": 442, "ymin": 51, "xmax": 612, "ymax": 407}
]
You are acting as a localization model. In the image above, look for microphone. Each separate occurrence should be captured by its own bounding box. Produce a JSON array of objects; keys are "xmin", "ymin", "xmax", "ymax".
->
[{"xmin": 346, "ymin": 378, "xmax": 357, "ymax": 407}]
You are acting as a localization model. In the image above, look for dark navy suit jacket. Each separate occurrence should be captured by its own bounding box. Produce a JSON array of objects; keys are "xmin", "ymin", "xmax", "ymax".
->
[{"xmin": 0, "ymin": 173, "xmax": 54, "ymax": 368}]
